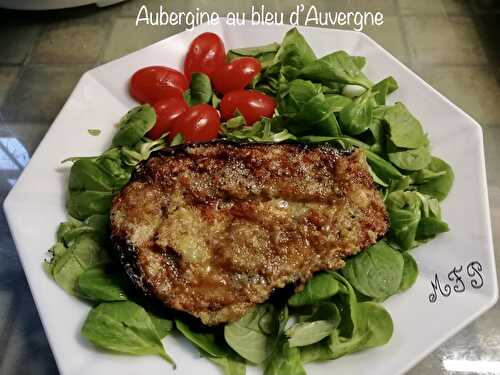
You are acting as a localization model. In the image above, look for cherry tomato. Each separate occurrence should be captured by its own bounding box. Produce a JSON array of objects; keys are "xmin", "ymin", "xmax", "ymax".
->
[
  {"xmin": 184, "ymin": 32, "xmax": 226, "ymax": 82},
  {"xmin": 130, "ymin": 66, "xmax": 188, "ymax": 104},
  {"xmin": 212, "ymin": 57, "xmax": 262, "ymax": 95},
  {"xmin": 147, "ymin": 97, "xmax": 189, "ymax": 140},
  {"xmin": 220, "ymin": 90, "xmax": 276, "ymax": 126},
  {"xmin": 169, "ymin": 104, "xmax": 220, "ymax": 143}
]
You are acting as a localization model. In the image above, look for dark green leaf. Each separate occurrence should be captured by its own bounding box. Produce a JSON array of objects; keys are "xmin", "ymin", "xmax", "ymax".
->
[
  {"xmin": 54, "ymin": 215, "xmax": 106, "ymax": 244},
  {"xmin": 71, "ymin": 236, "xmax": 108, "ymax": 268},
  {"xmin": 278, "ymin": 79, "xmax": 322, "ymax": 117},
  {"xmin": 328, "ymin": 328, "xmax": 369, "ymax": 359},
  {"xmin": 112, "ymin": 105, "xmax": 156, "ymax": 147},
  {"xmin": 185, "ymin": 72, "xmax": 213, "ymax": 105},
  {"xmin": 357, "ymin": 302, "xmax": 393, "ymax": 349},
  {"xmin": 56, "ymin": 215, "xmax": 107, "ymax": 245},
  {"xmin": 278, "ymin": 80, "xmax": 342, "ymax": 136},
  {"xmin": 339, "ymin": 89, "xmax": 375, "ymax": 135},
  {"xmin": 88, "ymin": 129, "xmax": 101, "ymax": 136},
  {"xmin": 69, "ymin": 159, "xmax": 117, "ymax": 192},
  {"xmin": 223, "ymin": 117, "xmax": 297, "ymax": 143},
  {"xmin": 288, "ymin": 93, "xmax": 342, "ymax": 136},
  {"xmin": 388, "ymin": 175, "xmax": 412, "ymax": 193},
  {"xmin": 352, "ymin": 56, "xmax": 367, "ymax": 70},
  {"xmin": 384, "ymin": 103, "xmax": 428, "ymax": 149},
  {"xmin": 288, "ymin": 273, "xmax": 341, "ymax": 306},
  {"xmin": 368, "ymin": 165, "xmax": 389, "ymax": 187},
  {"xmin": 169, "ymin": 133, "xmax": 184, "ymax": 146},
  {"xmin": 341, "ymin": 241, "xmax": 404, "ymax": 300},
  {"xmin": 67, "ymin": 190, "xmax": 113, "ymax": 220},
  {"xmin": 264, "ymin": 340, "xmax": 306, "ymax": 375},
  {"xmin": 224, "ymin": 304, "xmax": 276, "ymax": 364},
  {"xmin": 399, "ymin": 252, "xmax": 419, "ymax": 292},
  {"xmin": 286, "ymin": 321, "xmax": 336, "ymax": 347},
  {"xmin": 297, "ymin": 302, "xmax": 341, "ymax": 327},
  {"xmin": 272, "ymin": 28, "xmax": 316, "ymax": 79},
  {"xmin": 300, "ymin": 274, "xmax": 393, "ymax": 362},
  {"xmin": 83, "ymin": 214, "xmax": 110, "ymax": 240},
  {"xmin": 212, "ymin": 93, "xmax": 221, "ymax": 108},
  {"xmin": 388, "ymin": 146, "xmax": 432, "ymax": 171},
  {"xmin": 414, "ymin": 157, "xmax": 454, "ymax": 201},
  {"xmin": 78, "ymin": 266, "xmax": 127, "ymax": 302},
  {"xmin": 327, "ymin": 276, "xmax": 370, "ymax": 358},
  {"xmin": 325, "ymin": 94, "xmax": 352, "ymax": 112},
  {"xmin": 96, "ymin": 149, "xmax": 133, "ymax": 187},
  {"xmin": 118, "ymin": 137, "xmax": 166, "ymax": 167},
  {"xmin": 416, "ymin": 216, "xmax": 449, "ymax": 240},
  {"xmin": 386, "ymin": 191, "xmax": 422, "ymax": 250},
  {"xmin": 365, "ymin": 148, "xmax": 404, "ymax": 183},
  {"xmin": 224, "ymin": 116, "xmax": 246, "ymax": 129},
  {"xmin": 299, "ymin": 341, "xmax": 335, "ymax": 363},
  {"xmin": 373, "ymin": 76, "xmax": 398, "ymax": 105},
  {"xmin": 410, "ymin": 168, "xmax": 446, "ymax": 184},
  {"xmin": 228, "ymin": 42, "xmax": 280, "ymax": 57},
  {"xmin": 81, "ymin": 301, "xmax": 174, "ymax": 365},
  {"xmin": 46, "ymin": 228, "xmax": 109, "ymax": 296},
  {"xmin": 50, "ymin": 250, "xmax": 86, "ymax": 295},
  {"xmin": 299, "ymin": 51, "xmax": 372, "ymax": 88},
  {"xmin": 148, "ymin": 313, "xmax": 173, "ymax": 339},
  {"xmin": 328, "ymin": 272, "xmax": 364, "ymax": 339},
  {"xmin": 56, "ymin": 217, "xmax": 84, "ymax": 242},
  {"xmin": 175, "ymin": 320, "xmax": 227, "ymax": 358},
  {"xmin": 208, "ymin": 355, "xmax": 247, "ymax": 375},
  {"xmin": 228, "ymin": 42, "xmax": 280, "ymax": 69}
]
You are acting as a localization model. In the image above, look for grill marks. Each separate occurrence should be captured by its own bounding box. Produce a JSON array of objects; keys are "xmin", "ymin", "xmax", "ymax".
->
[{"xmin": 110, "ymin": 141, "xmax": 389, "ymax": 325}]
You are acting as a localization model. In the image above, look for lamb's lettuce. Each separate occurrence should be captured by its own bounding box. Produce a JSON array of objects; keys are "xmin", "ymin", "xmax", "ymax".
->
[
  {"xmin": 112, "ymin": 104, "xmax": 156, "ymax": 147},
  {"xmin": 384, "ymin": 102, "xmax": 428, "ymax": 149},
  {"xmin": 65, "ymin": 106, "xmax": 166, "ymax": 220},
  {"xmin": 228, "ymin": 42, "xmax": 280, "ymax": 69},
  {"xmin": 286, "ymin": 321, "xmax": 337, "ymax": 347},
  {"xmin": 81, "ymin": 301, "xmax": 174, "ymax": 365},
  {"xmin": 271, "ymin": 28, "xmax": 316, "ymax": 79},
  {"xmin": 44, "ymin": 215, "xmax": 109, "ymax": 295},
  {"xmin": 339, "ymin": 89, "xmax": 376, "ymax": 135},
  {"xmin": 288, "ymin": 273, "xmax": 341, "ymax": 306},
  {"xmin": 299, "ymin": 50, "xmax": 372, "ymax": 89},
  {"xmin": 341, "ymin": 241, "xmax": 404, "ymax": 301},
  {"xmin": 373, "ymin": 76, "xmax": 398, "ymax": 105},
  {"xmin": 78, "ymin": 265, "xmax": 128, "ymax": 302},
  {"xmin": 184, "ymin": 72, "xmax": 213, "ymax": 106},
  {"xmin": 175, "ymin": 320, "xmax": 227, "ymax": 358},
  {"xmin": 264, "ymin": 340, "xmax": 306, "ymax": 375},
  {"xmin": 413, "ymin": 157, "xmax": 454, "ymax": 201},
  {"xmin": 399, "ymin": 252, "xmax": 419, "ymax": 292},
  {"xmin": 224, "ymin": 304, "xmax": 279, "ymax": 364}
]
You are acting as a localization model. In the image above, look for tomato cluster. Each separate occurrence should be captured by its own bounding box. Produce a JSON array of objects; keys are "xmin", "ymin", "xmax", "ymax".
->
[{"xmin": 128, "ymin": 32, "xmax": 276, "ymax": 143}]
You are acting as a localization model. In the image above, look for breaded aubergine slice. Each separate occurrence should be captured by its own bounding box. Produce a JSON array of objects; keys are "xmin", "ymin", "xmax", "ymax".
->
[{"xmin": 110, "ymin": 141, "xmax": 389, "ymax": 325}]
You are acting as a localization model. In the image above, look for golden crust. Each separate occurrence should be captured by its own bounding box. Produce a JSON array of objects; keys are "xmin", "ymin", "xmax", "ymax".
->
[{"xmin": 110, "ymin": 142, "xmax": 389, "ymax": 325}]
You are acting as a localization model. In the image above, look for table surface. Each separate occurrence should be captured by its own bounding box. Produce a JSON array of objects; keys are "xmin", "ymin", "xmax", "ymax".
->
[{"xmin": 0, "ymin": 0, "xmax": 499, "ymax": 374}]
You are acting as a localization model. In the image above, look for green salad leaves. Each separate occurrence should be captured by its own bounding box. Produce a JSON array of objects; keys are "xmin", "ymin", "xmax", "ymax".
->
[
  {"xmin": 65, "ymin": 107, "xmax": 166, "ymax": 220},
  {"xmin": 44, "ymin": 215, "xmax": 109, "ymax": 295},
  {"xmin": 81, "ymin": 301, "xmax": 174, "ymax": 365},
  {"xmin": 341, "ymin": 241, "xmax": 405, "ymax": 300},
  {"xmin": 44, "ymin": 27, "xmax": 454, "ymax": 374}
]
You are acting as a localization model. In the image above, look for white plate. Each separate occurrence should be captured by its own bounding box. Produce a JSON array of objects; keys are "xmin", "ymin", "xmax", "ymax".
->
[{"xmin": 3, "ymin": 22, "xmax": 498, "ymax": 375}]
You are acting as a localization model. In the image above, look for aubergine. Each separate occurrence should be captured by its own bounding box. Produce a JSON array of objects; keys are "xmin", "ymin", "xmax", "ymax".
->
[{"xmin": 110, "ymin": 141, "xmax": 388, "ymax": 325}]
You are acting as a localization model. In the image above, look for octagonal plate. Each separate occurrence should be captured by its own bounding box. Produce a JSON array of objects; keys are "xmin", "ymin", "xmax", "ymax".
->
[{"xmin": 3, "ymin": 22, "xmax": 497, "ymax": 375}]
